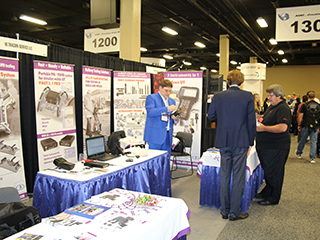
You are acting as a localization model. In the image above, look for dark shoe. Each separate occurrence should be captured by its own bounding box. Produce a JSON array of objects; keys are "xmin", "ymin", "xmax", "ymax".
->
[
  {"xmin": 229, "ymin": 212, "xmax": 249, "ymax": 221},
  {"xmin": 255, "ymin": 192, "xmax": 266, "ymax": 199},
  {"xmin": 258, "ymin": 200, "xmax": 277, "ymax": 206},
  {"xmin": 221, "ymin": 213, "xmax": 228, "ymax": 219}
]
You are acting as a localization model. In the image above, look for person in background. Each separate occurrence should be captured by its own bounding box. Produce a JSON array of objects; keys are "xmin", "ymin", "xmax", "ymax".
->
[
  {"xmin": 297, "ymin": 95, "xmax": 308, "ymax": 142},
  {"xmin": 143, "ymin": 79, "xmax": 180, "ymax": 155},
  {"xmin": 287, "ymin": 95, "xmax": 293, "ymax": 105},
  {"xmin": 292, "ymin": 97, "xmax": 301, "ymax": 135},
  {"xmin": 263, "ymin": 97, "xmax": 270, "ymax": 112},
  {"xmin": 254, "ymin": 93, "xmax": 263, "ymax": 115},
  {"xmin": 296, "ymin": 91, "xmax": 320, "ymax": 164},
  {"xmin": 255, "ymin": 84, "xmax": 291, "ymax": 205},
  {"xmin": 208, "ymin": 70, "xmax": 256, "ymax": 221}
]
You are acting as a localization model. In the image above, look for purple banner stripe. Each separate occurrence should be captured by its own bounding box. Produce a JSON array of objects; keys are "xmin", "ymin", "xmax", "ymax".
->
[
  {"xmin": 37, "ymin": 129, "xmax": 76, "ymax": 139},
  {"xmin": 165, "ymin": 71, "xmax": 202, "ymax": 78},
  {"xmin": 82, "ymin": 66, "xmax": 111, "ymax": 77},
  {"xmin": 0, "ymin": 58, "xmax": 19, "ymax": 71},
  {"xmin": 114, "ymin": 71, "xmax": 151, "ymax": 78},
  {"xmin": 34, "ymin": 61, "xmax": 74, "ymax": 72}
]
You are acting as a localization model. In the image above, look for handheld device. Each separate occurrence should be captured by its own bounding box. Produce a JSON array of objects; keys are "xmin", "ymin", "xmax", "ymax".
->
[
  {"xmin": 53, "ymin": 157, "xmax": 75, "ymax": 170},
  {"xmin": 170, "ymin": 108, "xmax": 182, "ymax": 117},
  {"xmin": 177, "ymin": 86, "xmax": 199, "ymax": 120}
]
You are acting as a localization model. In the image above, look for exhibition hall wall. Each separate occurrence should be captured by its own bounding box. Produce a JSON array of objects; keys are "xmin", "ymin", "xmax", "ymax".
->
[{"xmin": 264, "ymin": 65, "xmax": 320, "ymax": 99}]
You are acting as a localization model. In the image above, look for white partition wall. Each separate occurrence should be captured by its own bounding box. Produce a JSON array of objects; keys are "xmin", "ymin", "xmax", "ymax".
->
[{"xmin": 241, "ymin": 63, "xmax": 266, "ymax": 97}]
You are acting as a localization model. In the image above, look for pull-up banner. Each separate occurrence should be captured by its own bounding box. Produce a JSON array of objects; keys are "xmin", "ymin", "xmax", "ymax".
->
[
  {"xmin": 82, "ymin": 66, "xmax": 112, "ymax": 154},
  {"xmin": 113, "ymin": 71, "xmax": 151, "ymax": 137},
  {"xmin": 276, "ymin": 5, "xmax": 320, "ymax": 41},
  {"xmin": 0, "ymin": 57, "xmax": 28, "ymax": 200},
  {"xmin": 164, "ymin": 71, "xmax": 203, "ymax": 168},
  {"xmin": 34, "ymin": 61, "xmax": 77, "ymax": 171}
]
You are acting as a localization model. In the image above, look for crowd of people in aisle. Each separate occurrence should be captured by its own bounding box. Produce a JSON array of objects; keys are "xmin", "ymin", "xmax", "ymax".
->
[{"xmin": 214, "ymin": 78, "xmax": 320, "ymax": 221}]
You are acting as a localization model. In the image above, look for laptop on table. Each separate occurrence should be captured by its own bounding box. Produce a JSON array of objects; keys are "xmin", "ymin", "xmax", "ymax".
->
[{"xmin": 85, "ymin": 135, "xmax": 120, "ymax": 161}]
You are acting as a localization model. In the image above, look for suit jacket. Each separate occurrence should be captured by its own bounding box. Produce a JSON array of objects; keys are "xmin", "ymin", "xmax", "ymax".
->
[
  {"xmin": 144, "ymin": 92, "xmax": 176, "ymax": 145},
  {"xmin": 208, "ymin": 86, "xmax": 256, "ymax": 148}
]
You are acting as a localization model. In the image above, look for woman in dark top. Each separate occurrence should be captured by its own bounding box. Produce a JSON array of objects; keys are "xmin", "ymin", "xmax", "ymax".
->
[{"xmin": 255, "ymin": 84, "xmax": 291, "ymax": 205}]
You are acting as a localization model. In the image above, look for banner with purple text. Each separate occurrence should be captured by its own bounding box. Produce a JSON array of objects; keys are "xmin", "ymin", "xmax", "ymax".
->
[
  {"xmin": 82, "ymin": 66, "xmax": 111, "ymax": 152},
  {"xmin": 113, "ymin": 71, "xmax": 151, "ymax": 139},
  {"xmin": 0, "ymin": 57, "xmax": 28, "ymax": 200},
  {"xmin": 164, "ymin": 71, "xmax": 203, "ymax": 167},
  {"xmin": 34, "ymin": 61, "xmax": 77, "ymax": 171}
]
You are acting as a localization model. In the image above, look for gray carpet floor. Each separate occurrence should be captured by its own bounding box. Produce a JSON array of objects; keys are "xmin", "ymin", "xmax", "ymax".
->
[{"xmin": 172, "ymin": 134, "xmax": 320, "ymax": 240}]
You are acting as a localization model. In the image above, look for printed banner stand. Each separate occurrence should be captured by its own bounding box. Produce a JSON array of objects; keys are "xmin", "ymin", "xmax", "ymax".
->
[
  {"xmin": 113, "ymin": 71, "xmax": 151, "ymax": 139},
  {"xmin": 82, "ymin": 66, "xmax": 112, "ymax": 157},
  {"xmin": 34, "ymin": 61, "xmax": 77, "ymax": 171},
  {"xmin": 0, "ymin": 57, "xmax": 28, "ymax": 200},
  {"xmin": 164, "ymin": 71, "xmax": 203, "ymax": 168}
]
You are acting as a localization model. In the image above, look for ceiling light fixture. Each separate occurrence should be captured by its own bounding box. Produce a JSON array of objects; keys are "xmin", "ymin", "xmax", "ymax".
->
[
  {"xmin": 230, "ymin": 60, "xmax": 237, "ymax": 65},
  {"xmin": 256, "ymin": 17, "xmax": 268, "ymax": 28},
  {"xmin": 200, "ymin": 67, "xmax": 207, "ymax": 70},
  {"xmin": 194, "ymin": 41, "xmax": 206, "ymax": 48},
  {"xmin": 269, "ymin": 38, "xmax": 278, "ymax": 45},
  {"xmin": 161, "ymin": 26, "xmax": 178, "ymax": 35},
  {"xmin": 211, "ymin": 69, "xmax": 218, "ymax": 73},
  {"xmin": 278, "ymin": 50, "xmax": 284, "ymax": 55},
  {"xmin": 140, "ymin": 47, "xmax": 148, "ymax": 52},
  {"xmin": 163, "ymin": 54, "xmax": 173, "ymax": 60},
  {"xmin": 183, "ymin": 61, "xmax": 192, "ymax": 66},
  {"xmin": 216, "ymin": 53, "xmax": 220, "ymax": 57},
  {"xmin": 236, "ymin": 66, "xmax": 241, "ymax": 70},
  {"xmin": 282, "ymin": 58, "xmax": 288, "ymax": 63},
  {"xmin": 19, "ymin": 14, "xmax": 47, "ymax": 25}
]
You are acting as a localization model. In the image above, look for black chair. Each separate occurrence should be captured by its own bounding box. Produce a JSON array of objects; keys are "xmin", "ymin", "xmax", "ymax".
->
[{"xmin": 170, "ymin": 132, "xmax": 193, "ymax": 179}]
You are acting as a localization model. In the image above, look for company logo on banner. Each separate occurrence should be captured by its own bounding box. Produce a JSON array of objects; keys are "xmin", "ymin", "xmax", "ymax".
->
[
  {"xmin": 276, "ymin": 5, "xmax": 320, "ymax": 41},
  {"xmin": 0, "ymin": 57, "xmax": 28, "ymax": 200},
  {"xmin": 241, "ymin": 63, "xmax": 266, "ymax": 80},
  {"xmin": 34, "ymin": 61, "xmax": 77, "ymax": 171},
  {"xmin": 84, "ymin": 28, "xmax": 120, "ymax": 53},
  {"xmin": 0, "ymin": 36, "xmax": 47, "ymax": 57},
  {"xmin": 164, "ymin": 71, "xmax": 203, "ymax": 167}
]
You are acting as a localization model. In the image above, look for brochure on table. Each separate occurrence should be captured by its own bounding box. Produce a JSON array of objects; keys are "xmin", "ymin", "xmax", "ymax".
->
[
  {"xmin": 34, "ymin": 61, "xmax": 77, "ymax": 171},
  {"xmin": 113, "ymin": 71, "xmax": 151, "ymax": 138},
  {"xmin": 82, "ymin": 66, "xmax": 112, "ymax": 154},
  {"xmin": 0, "ymin": 57, "xmax": 28, "ymax": 200},
  {"xmin": 18, "ymin": 188, "xmax": 190, "ymax": 240}
]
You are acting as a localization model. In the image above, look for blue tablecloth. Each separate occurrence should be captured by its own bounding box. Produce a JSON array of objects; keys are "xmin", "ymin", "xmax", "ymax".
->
[
  {"xmin": 199, "ymin": 164, "xmax": 264, "ymax": 213},
  {"xmin": 33, "ymin": 151, "xmax": 171, "ymax": 218}
]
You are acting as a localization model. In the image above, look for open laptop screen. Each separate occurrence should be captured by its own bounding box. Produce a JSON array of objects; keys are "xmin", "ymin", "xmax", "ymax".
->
[{"xmin": 86, "ymin": 136, "xmax": 105, "ymax": 157}]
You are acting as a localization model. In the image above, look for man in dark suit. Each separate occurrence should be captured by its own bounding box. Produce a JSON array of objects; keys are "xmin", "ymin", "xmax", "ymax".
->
[
  {"xmin": 208, "ymin": 70, "xmax": 256, "ymax": 221},
  {"xmin": 144, "ymin": 79, "xmax": 180, "ymax": 154}
]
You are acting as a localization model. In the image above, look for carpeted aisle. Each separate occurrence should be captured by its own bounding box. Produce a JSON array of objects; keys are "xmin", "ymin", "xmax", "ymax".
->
[{"xmin": 217, "ymin": 134, "xmax": 320, "ymax": 239}]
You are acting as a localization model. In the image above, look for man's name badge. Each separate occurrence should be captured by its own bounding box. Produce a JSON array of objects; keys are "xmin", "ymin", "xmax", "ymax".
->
[{"xmin": 161, "ymin": 113, "xmax": 168, "ymax": 122}]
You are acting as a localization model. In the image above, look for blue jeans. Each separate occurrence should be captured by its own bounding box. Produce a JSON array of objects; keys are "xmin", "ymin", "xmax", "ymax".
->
[{"xmin": 296, "ymin": 127, "xmax": 319, "ymax": 160}]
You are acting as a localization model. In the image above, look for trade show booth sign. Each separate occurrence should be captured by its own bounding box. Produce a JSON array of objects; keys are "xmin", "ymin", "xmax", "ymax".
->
[
  {"xmin": 34, "ymin": 61, "xmax": 77, "ymax": 171},
  {"xmin": 113, "ymin": 71, "xmax": 151, "ymax": 138},
  {"xmin": 82, "ymin": 66, "xmax": 112, "ymax": 152},
  {"xmin": 164, "ymin": 71, "xmax": 203, "ymax": 167},
  {"xmin": 0, "ymin": 57, "xmax": 28, "ymax": 200}
]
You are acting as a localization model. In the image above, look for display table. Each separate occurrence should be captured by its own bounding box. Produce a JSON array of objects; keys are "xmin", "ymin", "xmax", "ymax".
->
[
  {"xmin": 7, "ymin": 188, "xmax": 190, "ymax": 240},
  {"xmin": 199, "ymin": 146, "xmax": 264, "ymax": 213},
  {"xmin": 33, "ymin": 150, "xmax": 171, "ymax": 218}
]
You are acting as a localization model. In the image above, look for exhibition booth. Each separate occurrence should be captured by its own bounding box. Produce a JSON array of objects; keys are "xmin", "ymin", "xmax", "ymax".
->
[{"xmin": 0, "ymin": 32, "xmax": 263, "ymax": 239}]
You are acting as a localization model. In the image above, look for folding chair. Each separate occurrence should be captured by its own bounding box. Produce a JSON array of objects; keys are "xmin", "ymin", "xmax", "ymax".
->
[{"xmin": 171, "ymin": 132, "xmax": 193, "ymax": 179}]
